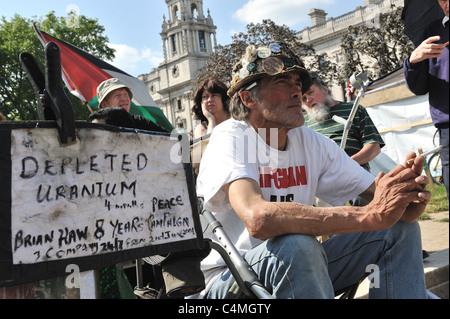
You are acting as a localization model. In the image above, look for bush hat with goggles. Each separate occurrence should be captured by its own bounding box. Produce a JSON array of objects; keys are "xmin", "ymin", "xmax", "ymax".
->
[{"xmin": 227, "ymin": 42, "xmax": 312, "ymax": 97}]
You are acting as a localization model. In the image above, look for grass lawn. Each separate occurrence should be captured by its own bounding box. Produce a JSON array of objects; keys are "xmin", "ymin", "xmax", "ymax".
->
[{"xmin": 420, "ymin": 184, "xmax": 449, "ymax": 221}]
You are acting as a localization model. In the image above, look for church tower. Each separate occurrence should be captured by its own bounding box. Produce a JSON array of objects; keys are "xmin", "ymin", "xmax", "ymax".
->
[{"xmin": 140, "ymin": 0, "xmax": 217, "ymax": 136}]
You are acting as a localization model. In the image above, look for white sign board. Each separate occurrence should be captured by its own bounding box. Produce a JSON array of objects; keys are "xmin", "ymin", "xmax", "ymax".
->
[{"xmin": 10, "ymin": 128, "xmax": 197, "ymax": 265}]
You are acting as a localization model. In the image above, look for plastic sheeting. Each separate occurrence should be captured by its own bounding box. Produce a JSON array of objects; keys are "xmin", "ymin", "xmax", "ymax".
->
[{"xmin": 366, "ymin": 93, "xmax": 440, "ymax": 176}]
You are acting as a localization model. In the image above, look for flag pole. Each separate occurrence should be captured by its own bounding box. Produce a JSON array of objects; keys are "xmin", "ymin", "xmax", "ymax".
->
[{"xmin": 85, "ymin": 102, "xmax": 94, "ymax": 114}]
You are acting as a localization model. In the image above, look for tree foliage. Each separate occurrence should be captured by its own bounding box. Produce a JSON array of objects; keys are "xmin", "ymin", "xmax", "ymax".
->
[
  {"xmin": 197, "ymin": 19, "xmax": 339, "ymax": 86},
  {"xmin": 0, "ymin": 12, "xmax": 115, "ymax": 121},
  {"xmin": 339, "ymin": 6, "xmax": 414, "ymax": 82},
  {"xmin": 199, "ymin": 7, "xmax": 413, "ymax": 92}
]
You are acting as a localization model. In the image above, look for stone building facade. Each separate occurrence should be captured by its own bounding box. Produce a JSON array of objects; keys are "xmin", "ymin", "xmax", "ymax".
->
[
  {"xmin": 138, "ymin": 0, "xmax": 217, "ymax": 136},
  {"xmin": 299, "ymin": 0, "xmax": 403, "ymax": 100}
]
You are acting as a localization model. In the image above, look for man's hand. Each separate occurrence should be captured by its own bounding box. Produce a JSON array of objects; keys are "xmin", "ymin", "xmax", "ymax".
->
[
  {"xmin": 410, "ymin": 36, "xmax": 447, "ymax": 64},
  {"xmin": 367, "ymin": 152, "xmax": 431, "ymax": 228},
  {"xmin": 400, "ymin": 152, "xmax": 431, "ymax": 222}
]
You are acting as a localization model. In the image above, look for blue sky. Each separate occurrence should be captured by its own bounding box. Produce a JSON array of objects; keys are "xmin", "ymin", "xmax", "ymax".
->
[{"xmin": 2, "ymin": 0, "xmax": 367, "ymax": 77}]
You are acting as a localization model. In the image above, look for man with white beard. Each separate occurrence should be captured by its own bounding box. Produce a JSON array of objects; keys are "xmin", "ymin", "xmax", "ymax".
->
[{"xmin": 302, "ymin": 72, "xmax": 384, "ymax": 206}]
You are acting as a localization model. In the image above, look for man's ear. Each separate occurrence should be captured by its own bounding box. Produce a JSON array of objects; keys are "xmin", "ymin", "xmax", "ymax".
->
[{"xmin": 239, "ymin": 91, "xmax": 258, "ymax": 109}]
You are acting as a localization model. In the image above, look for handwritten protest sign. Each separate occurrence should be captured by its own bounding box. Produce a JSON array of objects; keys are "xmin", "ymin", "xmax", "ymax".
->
[{"xmin": 8, "ymin": 126, "xmax": 200, "ymax": 266}]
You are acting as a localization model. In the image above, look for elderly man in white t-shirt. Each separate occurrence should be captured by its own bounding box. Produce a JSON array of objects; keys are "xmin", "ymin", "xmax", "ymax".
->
[{"xmin": 196, "ymin": 42, "xmax": 430, "ymax": 299}]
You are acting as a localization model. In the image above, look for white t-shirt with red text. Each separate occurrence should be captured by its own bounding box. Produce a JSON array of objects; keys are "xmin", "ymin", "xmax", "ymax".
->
[{"xmin": 196, "ymin": 119, "xmax": 374, "ymax": 296}]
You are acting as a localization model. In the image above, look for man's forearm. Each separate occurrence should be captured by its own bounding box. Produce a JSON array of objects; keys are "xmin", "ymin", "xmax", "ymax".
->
[
  {"xmin": 244, "ymin": 201, "xmax": 374, "ymax": 239},
  {"xmin": 228, "ymin": 179, "xmax": 377, "ymax": 240},
  {"xmin": 350, "ymin": 142, "xmax": 381, "ymax": 166}
]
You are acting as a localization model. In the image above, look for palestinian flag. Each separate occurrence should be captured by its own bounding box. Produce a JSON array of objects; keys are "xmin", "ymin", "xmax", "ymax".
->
[{"xmin": 33, "ymin": 23, "xmax": 173, "ymax": 131}]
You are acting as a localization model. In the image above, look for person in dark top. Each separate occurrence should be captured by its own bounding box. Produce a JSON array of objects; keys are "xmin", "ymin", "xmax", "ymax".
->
[
  {"xmin": 403, "ymin": 0, "xmax": 449, "ymax": 197},
  {"xmin": 89, "ymin": 107, "xmax": 135, "ymax": 128},
  {"xmin": 96, "ymin": 78, "xmax": 168, "ymax": 133}
]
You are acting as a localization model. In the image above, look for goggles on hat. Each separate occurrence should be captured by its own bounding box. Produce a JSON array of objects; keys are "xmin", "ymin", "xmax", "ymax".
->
[{"xmin": 228, "ymin": 41, "xmax": 311, "ymax": 97}]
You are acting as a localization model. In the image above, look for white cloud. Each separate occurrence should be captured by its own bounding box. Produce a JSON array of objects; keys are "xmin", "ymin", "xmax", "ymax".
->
[
  {"xmin": 108, "ymin": 43, "xmax": 164, "ymax": 76},
  {"xmin": 233, "ymin": 0, "xmax": 334, "ymax": 27}
]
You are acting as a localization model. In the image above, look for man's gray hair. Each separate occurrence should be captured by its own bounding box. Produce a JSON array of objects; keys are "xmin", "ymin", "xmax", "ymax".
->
[
  {"xmin": 229, "ymin": 82, "xmax": 261, "ymax": 121},
  {"xmin": 309, "ymin": 71, "xmax": 329, "ymax": 91}
]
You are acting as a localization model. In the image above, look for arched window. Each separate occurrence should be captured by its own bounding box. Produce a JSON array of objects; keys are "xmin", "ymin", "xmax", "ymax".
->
[
  {"xmin": 173, "ymin": 5, "xmax": 179, "ymax": 20},
  {"xmin": 198, "ymin": 31, "xmax": 206, "ymax": 51},
  {"xmin": 191, "ymin": 3, "xmax": 198, "ymax": 19},
  {"xmin": 171, "ymin": 35, "xmax": 177, "ymax": 54}
]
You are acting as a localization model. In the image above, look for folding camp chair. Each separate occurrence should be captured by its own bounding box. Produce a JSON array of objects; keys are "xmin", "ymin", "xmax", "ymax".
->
[
  {"xmin": 198, "ymin": 202, "xmax": 361, "ymax": 299},
  {"xmin": 135, "ymin": 195, "xmax": 364, "ymax": 299},
  {"xmin": 198, "ymin": 200, "xmax": 274, "ymax": 299},
  {"xmin": 133, "ymin": 197, "xmax": 274, "ymax": 299}
]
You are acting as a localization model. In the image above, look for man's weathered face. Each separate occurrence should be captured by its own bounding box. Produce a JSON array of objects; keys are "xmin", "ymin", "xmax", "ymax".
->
[
  {"xmin": 301, "ymin": 84, "xmax": 328, "ymax": 110},
  {"xmin": 302, "ymin": 84, "xmax": 333, "ymax": 122},
  {"xmin": 251, "ymin": 72, "xmax": 305, "ymax": 130},
  {"xmin": 101, "ymin": 88, "xmax": 131, "ymax": 112}
]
